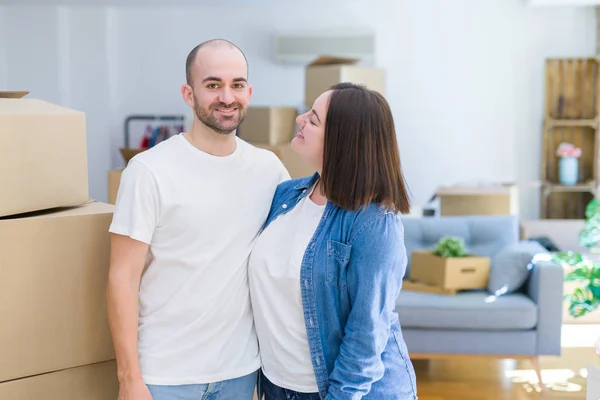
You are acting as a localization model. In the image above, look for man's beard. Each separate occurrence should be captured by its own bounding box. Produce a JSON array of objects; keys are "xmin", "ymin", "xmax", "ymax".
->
[{"xmin": 194, "ymin": 100, "xmax": 247, "ymax": 135}]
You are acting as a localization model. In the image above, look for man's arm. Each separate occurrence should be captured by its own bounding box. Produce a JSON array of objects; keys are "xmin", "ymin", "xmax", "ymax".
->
[
  {"xmin": 106, "ymin": 159, "xmax": 160, "ymax": 399},
  {"xmin": 107, "ymin": 234, "xmax": 149, "ymax": 386}
]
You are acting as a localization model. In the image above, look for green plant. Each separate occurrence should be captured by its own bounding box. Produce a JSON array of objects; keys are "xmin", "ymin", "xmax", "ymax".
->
[
  {"xmin": 552, "ymin": 198, "xmax": 600, "ymax": 318},
  {"xmin": 433, "ymin": 236, "xmax": 468, "ymax": 258}
]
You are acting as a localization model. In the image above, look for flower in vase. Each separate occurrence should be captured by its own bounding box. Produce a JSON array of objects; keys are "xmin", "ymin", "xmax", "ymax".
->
[{"xmin": 556, "ymin": 142, "xmax": 582, "ymax": 158}]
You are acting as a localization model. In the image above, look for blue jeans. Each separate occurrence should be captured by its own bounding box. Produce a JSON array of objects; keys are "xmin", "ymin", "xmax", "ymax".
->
[
  {"xmin": 147, "ymin": 370, "xmax": 258, "ymax": 400},
  {"xmin": 261, "ymin": 373, "xmax": 320, "ymax": 400}
]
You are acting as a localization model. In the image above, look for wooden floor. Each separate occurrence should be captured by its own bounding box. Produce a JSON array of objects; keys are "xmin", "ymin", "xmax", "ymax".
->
[{"xmin": 413, "ymin": 325, "xmax": 599, "ymax": 399}]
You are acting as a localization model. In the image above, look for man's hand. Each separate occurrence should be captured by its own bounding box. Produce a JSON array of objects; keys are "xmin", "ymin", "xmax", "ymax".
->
[{"xmin": 118, "ymin": 378, "xmax": 153, "ymax": 400}]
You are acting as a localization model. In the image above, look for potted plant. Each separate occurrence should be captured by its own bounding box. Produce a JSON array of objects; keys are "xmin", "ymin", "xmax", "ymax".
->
[
  {"xmin": 433, "ymin": 236, "xmax": 468, "ymax": 258},
  {"xmin": 409, "ymin": 236, "xmax": 490, "ymax": 291},
  {"xmin": 552, "ymin": 198, "xmax": 600, "ymax": 319},
  {"xmin": 556, "ymin": 142, "xmax": 582, "ymax": 186}
]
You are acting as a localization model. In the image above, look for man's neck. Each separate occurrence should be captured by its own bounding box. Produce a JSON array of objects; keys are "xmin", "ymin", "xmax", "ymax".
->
[{"xmin": 184, "ymin": 121, "xmax": 237, "ymax": 157}]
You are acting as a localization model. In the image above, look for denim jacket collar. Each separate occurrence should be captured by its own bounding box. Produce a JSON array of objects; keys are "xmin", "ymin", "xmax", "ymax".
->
[{"xmin": 292, "ymin": 172, "xmax": 320, "ymax": 191}]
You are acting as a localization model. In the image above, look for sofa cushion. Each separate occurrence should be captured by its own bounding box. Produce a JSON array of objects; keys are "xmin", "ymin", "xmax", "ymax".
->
[
  {"xmin": 396, "ymin": 289, "xmax": 537, "ymax": 331},
  {"xmin": 402, "ymin": 215, "xmax": 519, "ymax": 275},
  {"xmin": 487, "ymin": 240, "xmax": 550, "ymax": 296}
]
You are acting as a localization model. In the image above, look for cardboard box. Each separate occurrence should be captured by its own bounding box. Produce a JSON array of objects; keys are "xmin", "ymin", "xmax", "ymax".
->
[
  {"xmin": 435, "ymin": 183, "xmax": 519, "ymax": 216},
  {"xmin": 402, "ymin": 279, "xmax": 458, "ymax": 295},
  {"xmin": 305, "ymin": 56, "xmax": 386, "ymax": 106},
  {"xmin": 254, "ymin": 143, "xmax": 315, "ymax": 179},
  {"xmin": 120, "ymin": 147, "xmax": 146, "ymax": 164},
  {"xmin": 238, "ymin": 107, "xmax": 298, "ymax": 145},
  {"xmin": 0, "ymin": 201, "xmax": 115, "ymax": 382},
  {"xmin": 0, "ymin": 361, "xmax": 118, "ymax": 399},
  {"xmin": 409, "ymin": 250, "xmax": 490, "ymax": 290},
  {"xmin": 0, "ymin": 92, "xmax": 89, "ymax": 217},
  {"xmin": 108, "ymin": 168, "xmax": 123, "ymax": 205}
]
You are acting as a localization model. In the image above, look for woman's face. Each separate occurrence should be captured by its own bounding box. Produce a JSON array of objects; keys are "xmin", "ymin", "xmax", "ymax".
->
[{"xmin": 291, "ymin": 90, "xmax": 331, "ymax": 173}]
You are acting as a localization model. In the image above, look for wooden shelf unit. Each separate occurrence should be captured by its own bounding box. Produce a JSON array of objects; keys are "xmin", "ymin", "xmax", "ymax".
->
[
  {"xmin": 540, "ymin": 57, "xmax": 600, "ymax": 219},
  {"xmin": 545, "ymin": 57, "xmax": 600, "ymax": 121}
]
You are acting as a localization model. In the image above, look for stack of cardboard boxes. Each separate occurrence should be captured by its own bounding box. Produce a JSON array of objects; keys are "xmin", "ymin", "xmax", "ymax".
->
[
  {"xmin": 237, "ymin": 106, "xmax": 312, "ymax": 178},
  {"xmin": 0, "ymin": 92, "xmax": 117, "ymax": 399}
]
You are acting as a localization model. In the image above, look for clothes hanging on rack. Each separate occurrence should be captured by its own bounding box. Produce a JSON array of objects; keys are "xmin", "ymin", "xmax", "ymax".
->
[
  {"xmin": 138, "ymin": 123, "xmax": 184, "ymax": 149},
  {"xmin": 123, "ymin": 115, "xmax": 186, "ymax": 149}
]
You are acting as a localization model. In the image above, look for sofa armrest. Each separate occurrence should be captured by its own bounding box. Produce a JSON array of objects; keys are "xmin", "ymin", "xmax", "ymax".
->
[{"xmin": 527, "ymin": 259, "xmax": 564, "ymax": 355}]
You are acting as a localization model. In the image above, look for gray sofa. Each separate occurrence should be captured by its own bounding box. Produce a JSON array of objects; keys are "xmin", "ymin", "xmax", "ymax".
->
[{"xmin": 395, "ymin": 215, "xmax": 564, "ymax": 365}]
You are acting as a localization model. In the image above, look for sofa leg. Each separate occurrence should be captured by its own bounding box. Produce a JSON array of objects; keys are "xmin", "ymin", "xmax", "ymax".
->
[{"xmin": 530, "ymin": 356, "xmax": 546, "ymax": 390}]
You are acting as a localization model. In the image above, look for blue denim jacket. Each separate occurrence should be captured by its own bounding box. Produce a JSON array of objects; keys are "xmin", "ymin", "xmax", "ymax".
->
[{"xmin": 261, "ymin": 173, "xmax": 418, "ymax": 400}]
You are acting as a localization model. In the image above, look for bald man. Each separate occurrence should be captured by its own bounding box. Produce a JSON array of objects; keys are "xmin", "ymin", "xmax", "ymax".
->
[{"xmin": 107, "ymin": 39, "xmax": 290, "ymax": 400}]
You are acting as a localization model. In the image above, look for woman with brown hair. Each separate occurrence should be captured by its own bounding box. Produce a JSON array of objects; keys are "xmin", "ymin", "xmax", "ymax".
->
[{"xmin": 248, "ymin": 82, "xmax": 417, "ymax": 399}]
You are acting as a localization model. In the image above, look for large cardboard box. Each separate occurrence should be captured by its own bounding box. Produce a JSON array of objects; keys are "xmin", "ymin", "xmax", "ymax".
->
[
  {"xmin": 238, "ymin": 107, "xmax": 298, "ymax": 145},
  {"xmin": 0, "ymin": 201, "xmax": 115, "ymax": 382},
  {"xmin": 0, "ymin": 92, "xmax": 89, "ymax": 217},
  {"xmin": 305, "ymin": 56, "xmax": 386, "ymax": 106},
  {"xmin": 409, "ymin": 250, "xmax": 490, "ymax": 290},
  {"xmin": 0, "ymin": 361, "xmax": 118, "ymax": 399},
  {"xmin": 108, "ymin": 168, "xmax": 124, "ymax": 205},
  {"xmin": 254, "ymin": 143, "xmax": 315, "ymax": 179},
  {"xmin": 435, "ymin": 183, "xmax": 519, "ymax": 216}
]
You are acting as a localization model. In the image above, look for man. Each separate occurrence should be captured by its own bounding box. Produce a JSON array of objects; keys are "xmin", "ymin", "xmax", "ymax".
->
[{"xmin": 106, "ymin": 39, "xmax": 290, "ymax": 400}]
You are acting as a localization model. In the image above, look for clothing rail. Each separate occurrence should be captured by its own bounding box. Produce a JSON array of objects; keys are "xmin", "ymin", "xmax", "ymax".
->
[{"xmin": 124, "ymin": 114, "xmax": 185, "ymax": 148}]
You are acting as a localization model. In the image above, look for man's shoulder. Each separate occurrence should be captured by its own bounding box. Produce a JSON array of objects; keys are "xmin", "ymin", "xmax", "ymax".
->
[
  {"xmin": 238, "ymin": 138, "xmax": 280, "ymax": 163},
  {"xmin": 127, "ymin": 135, "xmax": 181, "ymax": 170}
]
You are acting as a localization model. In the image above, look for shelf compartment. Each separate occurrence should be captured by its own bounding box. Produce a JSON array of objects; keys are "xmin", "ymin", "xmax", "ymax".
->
[
  {"xmin": 541, "ymin": 125, "xmax": 598, "ymax": 184},
  {"xmin": 541, "ymin": 190, "xmax": 595, "ymax": 219},
  {"xmin": 545, "ymin": 57, "xmax": 600, "ymax": 120}
]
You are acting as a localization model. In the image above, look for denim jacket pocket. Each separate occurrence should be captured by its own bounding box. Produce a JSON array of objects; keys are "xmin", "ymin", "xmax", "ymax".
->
[{"xmin": 326, "ymin": 240, "xmax": 352, "ymax": 289}]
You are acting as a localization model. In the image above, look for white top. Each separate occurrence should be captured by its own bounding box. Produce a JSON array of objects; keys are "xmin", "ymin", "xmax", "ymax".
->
[
  {"xmin": 109, "ymin": 133, "xmax": 290, "ymax": 385},
  {"xmin": 248, "ymin": 183, "xmax": 325, "ymax": 393}
]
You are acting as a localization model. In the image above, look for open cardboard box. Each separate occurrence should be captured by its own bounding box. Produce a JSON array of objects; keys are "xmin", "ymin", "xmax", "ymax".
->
[
  {"xmin": 409, "ymin": 250, "xmax": 490, "ymax": 291},
  {"xmin": 119, "ymin": 147, "xmax": 146, "ymax": 163},
  {"xmin": 0, "ymin": 91, "xmax": 30, "ymax": 98}
]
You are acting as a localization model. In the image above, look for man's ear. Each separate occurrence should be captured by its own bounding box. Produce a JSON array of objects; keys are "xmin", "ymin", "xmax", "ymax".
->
[{"xmin": 181, "ymin": 84, "xmax": 195, "ymax": 108}]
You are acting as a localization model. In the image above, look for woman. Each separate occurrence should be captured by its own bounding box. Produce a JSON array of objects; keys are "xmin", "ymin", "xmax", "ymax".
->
[{"xmin": 248, "ymin": 82, "xmax": 417, "ymax": 399}]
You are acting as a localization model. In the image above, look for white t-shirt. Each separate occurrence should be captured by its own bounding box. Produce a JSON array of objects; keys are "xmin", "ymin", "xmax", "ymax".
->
[
  {"xmin": 109, "ymin": 133, "xmax": 290, "ymax": 385},
  {"xmin": 248, "ymin": 183, "xmax": 325, "ymax": 393}
]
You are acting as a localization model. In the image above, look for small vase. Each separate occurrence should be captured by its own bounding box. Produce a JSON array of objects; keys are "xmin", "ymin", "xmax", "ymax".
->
[{"xmin": 558, "ymin": 156, "xmax": 578, "ymax": 186}]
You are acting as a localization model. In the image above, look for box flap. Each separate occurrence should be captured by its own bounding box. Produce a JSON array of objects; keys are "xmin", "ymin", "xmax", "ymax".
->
[
  {"xmin": 0, "ymin": 91, "xmax": 29, "ymax": 98},
  {"xmin": 308, "ymin": 56, "xmax": 359, "ymax": 66},
  {"xmin": 434, "ymin": 181, "xmax": 518, "ymax": 196},
  {"xmin": 0, "ymin": 98, "xmax": 83, "ymax": 115}
]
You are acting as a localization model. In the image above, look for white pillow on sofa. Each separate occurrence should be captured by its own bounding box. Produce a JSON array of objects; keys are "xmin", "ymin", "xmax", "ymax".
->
[{"xmin": 487, "ymin": 241, "xmax": 550, "ymax": 296}]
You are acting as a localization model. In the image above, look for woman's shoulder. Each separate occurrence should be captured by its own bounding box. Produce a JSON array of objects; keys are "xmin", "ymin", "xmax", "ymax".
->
[{"xmin": 344, "ymin": 203, "xmax": 404, "ymax": 244}]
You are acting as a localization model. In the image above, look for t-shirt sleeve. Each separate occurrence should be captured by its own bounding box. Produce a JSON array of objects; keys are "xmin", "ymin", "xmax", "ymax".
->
[{"xmin": 108, "ymin": 159, "xmax": 160, "ymax": 245}]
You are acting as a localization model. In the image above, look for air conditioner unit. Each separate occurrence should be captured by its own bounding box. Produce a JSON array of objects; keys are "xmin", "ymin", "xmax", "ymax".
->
[{"xmin": 273, "ymin": 30, "xmax": 376, "ymax": 65}]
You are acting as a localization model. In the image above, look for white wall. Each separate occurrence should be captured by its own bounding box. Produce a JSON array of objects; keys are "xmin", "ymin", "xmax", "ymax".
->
[
  {"xmin": 0, "ymin": 1, "xmax": 596, "ymax": 219},
  {"xmin": 2, "ymin": 6, "xmax": 112, "ymax": 202}
]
